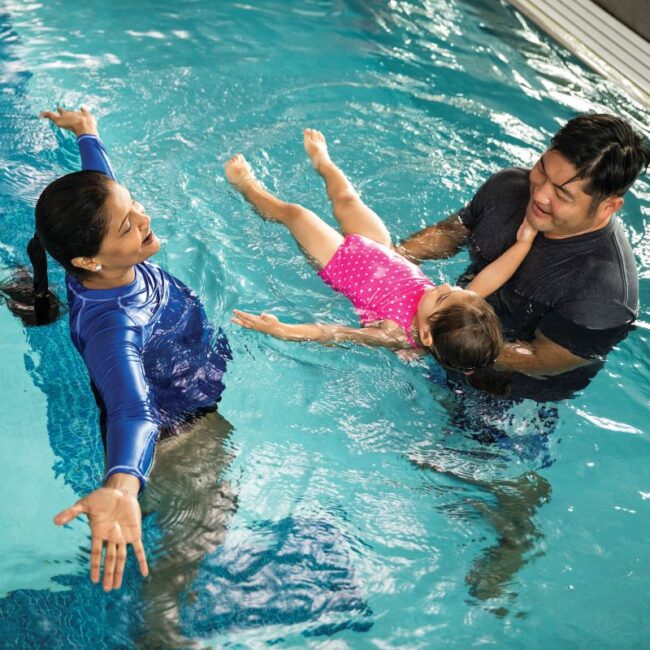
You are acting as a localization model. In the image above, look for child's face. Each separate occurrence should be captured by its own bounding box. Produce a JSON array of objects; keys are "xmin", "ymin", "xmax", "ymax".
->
[{"xmin": 415, "ymin": 284, "xmax": 477, "ymax": 347}]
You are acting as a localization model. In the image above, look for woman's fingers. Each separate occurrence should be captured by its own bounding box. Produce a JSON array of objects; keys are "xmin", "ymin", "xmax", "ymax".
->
[
  {"xmin": 103, "ymin": 541, "xmax": 117, "ymax": 591},
  {"xmin": 133, "ymin": 539, "xmax": 149, "ymax": 577},
  {"xmin": 112, "ymin": 543, "xmax": 127, "ymax": 590},
  {"xmin": 90, "ymin": 536, "xmax": 103, "ymax": 584},
  {"xmin": 89, "ymin": 536, "xmax": 147, "ymax": 589},
  {"xmin": 53, "ymin": 500, "xmax": 86, "ymax": 526}
]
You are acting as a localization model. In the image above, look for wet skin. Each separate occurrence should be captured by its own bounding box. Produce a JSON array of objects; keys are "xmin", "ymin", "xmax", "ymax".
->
[
  {"xmin": 72, "ymin": 182, "xmax": 161, "ymax": 290},
  {"xmin": 524, "ymin": 149, "xmax": 622, "ymax": 239}
]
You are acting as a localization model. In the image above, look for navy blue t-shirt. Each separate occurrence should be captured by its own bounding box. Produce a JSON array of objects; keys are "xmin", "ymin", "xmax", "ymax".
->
[
  {"xmin": 455, "ymin": 168, "xmax": 638, "ymax": 401},
  {"xmin": 459, "ymin": 168, "xmax": 638, "ymax": 359}
]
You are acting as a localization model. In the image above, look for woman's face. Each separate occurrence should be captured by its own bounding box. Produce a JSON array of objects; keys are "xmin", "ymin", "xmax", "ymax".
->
[{"xmin": 94, "ymin": 181, "xmax": 160, "ymax": 271}]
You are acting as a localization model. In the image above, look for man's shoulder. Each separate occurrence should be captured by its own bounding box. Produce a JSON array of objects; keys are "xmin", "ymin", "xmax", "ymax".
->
[
  {"xmin": 555, "ymin": 219, "xmax": 638, "ymax": 322},
  {"xmin": 478, "ymin": 167, "xmax": 530, "ymax": 207},
  {"xmin": 484, "ymin": 166, "xmax": 530, "ymax": 185},
  {"xmin": 461, "ymin": 167, "xmax": 530, "ymax": 232},
  {"xmin": 476, "ymin": 167, "xmax": 530, "ymax": 199}
]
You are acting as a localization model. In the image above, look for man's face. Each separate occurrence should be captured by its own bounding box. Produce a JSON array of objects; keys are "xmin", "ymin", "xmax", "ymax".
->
[{"xmin": 525, "ymin": 149, "xmax": 616, "ymax": 238}]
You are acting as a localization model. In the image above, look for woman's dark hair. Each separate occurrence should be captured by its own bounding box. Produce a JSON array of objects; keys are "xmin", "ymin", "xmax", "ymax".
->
[
  {"xmin": 426, "ymin": 294, "xmax": 503, "ymax": 372},
  {"xmin": 550, "ymin": 114, "xmax": 650, "ymax": 203},
  {"xmin": 1, "ymin": 171, "xmax": 113, "ymax": 326}
]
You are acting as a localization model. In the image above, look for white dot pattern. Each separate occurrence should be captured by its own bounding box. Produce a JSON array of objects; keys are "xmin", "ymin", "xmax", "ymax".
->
[{"xmin": 318, "ymin": 234, "xmax": 435, "ymax": 347}]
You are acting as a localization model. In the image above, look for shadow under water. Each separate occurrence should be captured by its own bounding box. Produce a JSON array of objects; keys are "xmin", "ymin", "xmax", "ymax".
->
[
  {"xmin": 413, "ymin": 370, "xmax": 556, "ymax": 614},
  {"xmin": 137, "ymin": 411, "xmax": 238, "ymax": 649},
  {"xmin": 415, "ymin": 460, "xmax": 551, "ymax": 613}
]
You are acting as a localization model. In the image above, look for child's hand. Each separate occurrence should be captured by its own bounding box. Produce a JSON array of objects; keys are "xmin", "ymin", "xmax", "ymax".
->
[
  {"xmin": 39, "ymin": 106, "xmax": 98, "ymax": 138},
  {"xmin": 516, "ymin": 218, "xmax": 538, "ymax": 244},
  {"xmin": 232, "ymin": 309, "xmax": 285, "ymax": 337}
]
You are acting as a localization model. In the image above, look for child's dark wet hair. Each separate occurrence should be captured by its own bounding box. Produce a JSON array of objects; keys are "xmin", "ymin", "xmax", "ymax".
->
[
  {"xmin": 426, "ymin": 293, "xmax": 503, "ymax": 372},
  {"xmin": 1, "ymin": 170, "xmax": 113, "ymax": 326}
]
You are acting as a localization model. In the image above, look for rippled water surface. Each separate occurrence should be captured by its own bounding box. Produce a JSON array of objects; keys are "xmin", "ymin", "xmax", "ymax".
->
[{"xmin": 1, "ymin": 1, "xmax": 649, "ymax": 647}]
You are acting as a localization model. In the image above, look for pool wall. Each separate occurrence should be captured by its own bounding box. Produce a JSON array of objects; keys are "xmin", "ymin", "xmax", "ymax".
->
[{"xmin": 506, "ymin": 0, "xmax": 650, "ymax": 107}]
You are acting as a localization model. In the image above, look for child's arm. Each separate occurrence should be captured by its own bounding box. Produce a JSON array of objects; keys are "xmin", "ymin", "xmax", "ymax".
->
[
  {"xmin": 467, "ymin": 218, "xmax": 537, "ymax": 297},
  {"xmin": 232, "ymin": 310, "xmax": 409, "ymax": 350}
]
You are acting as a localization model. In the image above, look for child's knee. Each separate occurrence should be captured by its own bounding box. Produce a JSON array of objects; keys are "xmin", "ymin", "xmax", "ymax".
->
[
  {"xmin": 285, "ymin": 202, "xmax": 309, "ymax": 221},
  {"xmin": 333, "ymin": 192, "xmax": 359, "ymax": 209}
]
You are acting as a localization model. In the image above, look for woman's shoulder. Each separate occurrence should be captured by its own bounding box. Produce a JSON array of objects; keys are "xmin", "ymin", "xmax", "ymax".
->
[{"xmin": 66, "ymin": 277, "xmax": 142, "ymax": 351}]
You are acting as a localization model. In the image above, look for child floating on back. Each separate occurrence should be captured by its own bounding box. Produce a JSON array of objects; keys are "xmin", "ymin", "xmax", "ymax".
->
[{"xmin": 226, "ymin": 130, "xmax": 537, "ymax": 372}]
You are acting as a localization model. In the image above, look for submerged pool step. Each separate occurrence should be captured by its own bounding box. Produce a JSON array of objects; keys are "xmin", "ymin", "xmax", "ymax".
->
[{"xmin": 506, "ymin": 0, "xmax": 650, "ymax": 107}]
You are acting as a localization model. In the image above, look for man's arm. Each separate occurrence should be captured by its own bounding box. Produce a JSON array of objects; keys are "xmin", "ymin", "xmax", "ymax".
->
[
  {"xmin": 232, "ymin": 310, "xmax": 409, "ymax": 350},
  {"xmin": 397, "ymin": 213, "xmax": 470, "ymax": 263},
  {"xmin": 494, "ymin": 330, "xmax": 592, "ymax": 378}
]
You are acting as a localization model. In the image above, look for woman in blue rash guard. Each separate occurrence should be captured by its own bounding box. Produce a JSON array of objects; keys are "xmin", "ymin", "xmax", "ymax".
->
[{"xmin": 24, "ymin": 106, "xmax": 229, "ymax": 592}]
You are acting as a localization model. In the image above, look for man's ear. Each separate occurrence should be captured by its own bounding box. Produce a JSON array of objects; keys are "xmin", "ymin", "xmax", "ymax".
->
[{"xmin": 599, "ymin": 195, "xmax": 624, "ymax": 221}]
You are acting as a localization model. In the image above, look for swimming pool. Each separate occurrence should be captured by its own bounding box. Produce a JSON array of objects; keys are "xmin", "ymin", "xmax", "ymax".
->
[{"xmin": 1, "ymin": 0, "xmax": 648, "ymax": 647}]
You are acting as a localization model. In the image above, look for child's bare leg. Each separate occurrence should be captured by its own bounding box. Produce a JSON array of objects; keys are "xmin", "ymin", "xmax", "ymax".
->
[
  {"xmin": 304, "ymin": 129, "xmax": 391, "ymax": 247},
  {"xmin": 225, "ymin": 154, "xmax": 343, "ymax": 268}
]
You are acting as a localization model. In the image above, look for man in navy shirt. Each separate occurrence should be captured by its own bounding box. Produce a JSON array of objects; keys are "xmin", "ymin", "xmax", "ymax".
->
[{"xmin": 400, "ymin": 114, "xmax": 649, "ymax": 400}]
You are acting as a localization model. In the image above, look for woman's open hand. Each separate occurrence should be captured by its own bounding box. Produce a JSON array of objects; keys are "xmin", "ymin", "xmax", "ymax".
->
[
  {"xmin": 232, "ymin": 309, "xmax": 286, "ymax": 338},
  {"xmin": 39, "ymin": 106, "xmax": 98, "ymax": 138},
  {"xmin": 54, "ymin": 483, "xmax": 148, "ymax": 591}
]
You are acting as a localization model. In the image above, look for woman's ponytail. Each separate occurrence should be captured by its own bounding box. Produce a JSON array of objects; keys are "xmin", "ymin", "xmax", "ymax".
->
[
  {"xmin": 27, "ymin": 232, "xmax": 59, "ymax": 324},
  {"xmin": 27, "ymin": 233, "xmax": 49, "ymax": 297},
  {"xmin": 2, "ymin": 169, "xmax": 111, "ymax": 326},
  {"xmin": 0, "ymin": 232, "xmax": 62, "ymax": 326}
]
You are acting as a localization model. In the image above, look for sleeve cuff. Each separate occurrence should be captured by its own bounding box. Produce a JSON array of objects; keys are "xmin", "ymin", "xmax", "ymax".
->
[{"xmin": 104, "ymin": 466, "xmax": 147, "ymax": 495}]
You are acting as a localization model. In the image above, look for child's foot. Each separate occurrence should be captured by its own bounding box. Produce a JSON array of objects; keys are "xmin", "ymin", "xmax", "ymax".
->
[
  {"xmin": 224, "ymin": 154, "xmax": 286, "ymax": 222},
  {"xmin": 304, "ymin": 129, "xmax": 331, "ymax": 171},
  {"xmin": 225, "ymin": 154, "xmax": 256, "ymax": 189}
]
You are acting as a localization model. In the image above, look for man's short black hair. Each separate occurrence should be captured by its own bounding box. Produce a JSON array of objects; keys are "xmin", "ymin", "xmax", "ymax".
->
[{"xmin": 550, "ymin": 114, "xmax": 650, "ymax": 201}]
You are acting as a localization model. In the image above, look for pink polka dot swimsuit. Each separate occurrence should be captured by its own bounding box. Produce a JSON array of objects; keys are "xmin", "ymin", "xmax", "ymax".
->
[{"xmin": 318, "ymin": 234, "xmax": 435, "ymax": 347}]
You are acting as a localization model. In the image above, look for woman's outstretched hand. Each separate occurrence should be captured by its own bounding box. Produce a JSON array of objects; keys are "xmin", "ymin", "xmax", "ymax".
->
[
  {"xmin": 232, "ymin": 309, "xmax": 286, "ymax": 337},
  {"xmin": 39, "ymin": 106, "xmax": 98, "ymax": 138},
  {"xmin": 54, "ymin": 478, "xmax": 148, "ymax": 591}
]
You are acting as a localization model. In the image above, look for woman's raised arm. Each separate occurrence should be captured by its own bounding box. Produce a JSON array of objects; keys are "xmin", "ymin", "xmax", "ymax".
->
[{"xmin": 40, "ymin": 106, "xmax": 116, "ymax": 180}]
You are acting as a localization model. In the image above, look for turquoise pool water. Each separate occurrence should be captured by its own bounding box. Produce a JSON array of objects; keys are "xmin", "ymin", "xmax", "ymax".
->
[{"xmin": 1, "ymin": 0, "xmax": 649, "ymax": 647}]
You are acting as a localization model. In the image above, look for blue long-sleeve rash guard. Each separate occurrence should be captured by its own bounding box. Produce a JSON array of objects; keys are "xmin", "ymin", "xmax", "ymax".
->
[{"xmin": 67, "ymin": 134, "xmax": 229, "ymax": 490}]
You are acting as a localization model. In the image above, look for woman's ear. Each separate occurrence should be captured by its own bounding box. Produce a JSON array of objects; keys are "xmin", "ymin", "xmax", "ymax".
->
[{"xmin": 71, "ymin": 256, "xmax": 100, "ymax": 273}]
